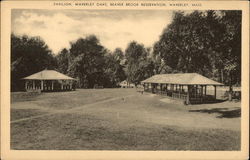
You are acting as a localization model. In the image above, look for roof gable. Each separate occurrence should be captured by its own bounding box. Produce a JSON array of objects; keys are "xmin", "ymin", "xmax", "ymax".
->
[
  {"xmin": 141, "ymin": 73, "xmax": 223, "ymax": 85},
  {"xmin": 23, "ymin": 70, "xmax": 75, "ymax": 80}
]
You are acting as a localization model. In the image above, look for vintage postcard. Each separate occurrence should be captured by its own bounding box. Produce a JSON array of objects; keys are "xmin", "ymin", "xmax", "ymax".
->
[{"xmin": 1, "ymin": 0, "xmax": 249, "ymax": 160}]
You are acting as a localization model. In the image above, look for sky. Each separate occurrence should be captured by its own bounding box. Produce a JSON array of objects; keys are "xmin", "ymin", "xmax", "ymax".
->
[{"xmin": 12, "ymin": 9, "xmax": 173, "ymax": 54}]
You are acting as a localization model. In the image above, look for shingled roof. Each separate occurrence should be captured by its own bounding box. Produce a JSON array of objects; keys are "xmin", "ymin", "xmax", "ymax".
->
[
  {"xmin": 23, "ymin": 69, "xmax": 75, "ymax": 80},
  {"xmin": 141, "ymin": 73, "xmax": 223, "ymax": 85}
]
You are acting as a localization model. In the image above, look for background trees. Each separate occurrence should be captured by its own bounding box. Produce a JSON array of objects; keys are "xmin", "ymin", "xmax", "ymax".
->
[
  {"xmin": 11, "ymin": 34, "xmax": 57, "ymax": 91},
  {"xmin": 153, "ymin": 10, "xmax": 241, "ymax": 86},
  {"xmin": 56, "ymin": 48, "xmax": 70, "ymax": 74},
  {"xmin": 67, "ymin": 35, "xmax": 107, "ymax": 88},
  {"xmin": 103, "ymin": 50, "xmax": 126, "ymax": 87},
  {"xmin": 125, "ymin": 41, "xmax": 155, "ymax": 86},
  {"xmin": 58, "ymin": 36, "xmax": 126, "ymax": 88},
  {"xmin": 11, "ymin": 10, "xmax": 241, "ymax": 91}
]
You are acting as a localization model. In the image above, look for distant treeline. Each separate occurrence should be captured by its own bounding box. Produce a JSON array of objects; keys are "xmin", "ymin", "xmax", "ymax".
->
[{"xmin": 11, "ymin": 10, "xmax": 241, "ymax": 91}]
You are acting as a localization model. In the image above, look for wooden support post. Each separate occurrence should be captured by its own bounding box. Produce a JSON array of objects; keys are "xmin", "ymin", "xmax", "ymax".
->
[
  {"xmin": 186, "ymin": 85, "xmax": 190, "ymax": 105},
  {"xmin": 205, "ymin": 85, "xmax": 207, "ymax": 96},
  {"xmin": 33, "ymin": 80, "xmax": 35, "ymax": 90},
  {"xmin": 179, "ymin": 85, "xmax": 181, "ymax": 98},
  {"xmin": 201, "ymin": 85, "xmax": 203, "ymax": 103},
  {"xmin": 52, "ymin": 80, "xmax": 54, "ymax": 91},
  {"xmin": 214, "ymin": 85, "xmax": 217, "ymax": 99},
  {"xmin": 25, "ymin": 81, "xmax": 28, "ymax": 91},
  {"xmin": 41, "ymin": 80, "xmax": 43, "ymax": 91},
  {"xmin": 201, "ymin": 85, "xmax": 203, "ymax": 97}
]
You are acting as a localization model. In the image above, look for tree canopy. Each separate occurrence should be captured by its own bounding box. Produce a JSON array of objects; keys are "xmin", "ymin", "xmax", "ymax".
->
[
  {"xmin": 125, "ymin": 41, "xmax": 155, "ymax": 86},
  {"xmin": 11, "ymin": 10, "xmax": 241, "ymax": 91},
  {"xmin": 67, "ymin": 35, "xmax": 107, "ymax": 88},
  {"xmin": 153, "ymin": 10, "xmax": 241, "ymax": 85},
  {"xmin": 11, "ymin": 34, "xmax": 56, "ymax": 91}
]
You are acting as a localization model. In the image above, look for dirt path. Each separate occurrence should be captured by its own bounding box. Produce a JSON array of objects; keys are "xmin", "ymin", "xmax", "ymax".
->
[{"xmin": 11, "ymin": 95, "xmax": 134, "ymax": 124}]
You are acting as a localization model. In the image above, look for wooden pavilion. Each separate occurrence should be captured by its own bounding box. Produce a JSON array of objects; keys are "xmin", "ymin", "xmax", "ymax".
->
[
  {"xmin": 141, "ymin": 73, "xmax": 223, "ymax": 104},
  {"xmin": 22, "ymin": 69, "xmax": 76, "ymax": 92}
]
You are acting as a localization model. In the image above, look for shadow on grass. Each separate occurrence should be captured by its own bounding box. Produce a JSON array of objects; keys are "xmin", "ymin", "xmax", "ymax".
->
[
  {"xmin": 189, "ymin": 107, "xmax": 241, "ymax": 118},
  {"xmin": 190, "ymin": 99, "xmax": 228, "ymax": 105}
]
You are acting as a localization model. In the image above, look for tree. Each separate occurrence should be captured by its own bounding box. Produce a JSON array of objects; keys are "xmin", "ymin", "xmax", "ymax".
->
[
  {"xmin": 220, "ymin": 11, "xmax": 241, "ymax": 86},
  {"xmin": 154, "ymin": 11, "xmax": 215, "ymax": 75},
  {"xmin": 11, "ymin": 34, "xmax": 56, "ymax": 91},
  {"xmin": 113, "ymin": 48, "xmax": 124, "ymax": 62},
  {"xmin": 56, "ymin": 48, "xmax": 70, "ymax": 74},
  {"xmin": 125, "ymin": 41, "xmax": 154, "ymax": 85},
  {"xmin": 103, "ymin": 52, "xmax": 126, "ymax": 87},
  {"xmin": 153, "ymin": 10, "xmax": 241, "ymax": 85},
  {"xmin": 68, "ymin": 35, "xmax": 107, "ymax": 88}
]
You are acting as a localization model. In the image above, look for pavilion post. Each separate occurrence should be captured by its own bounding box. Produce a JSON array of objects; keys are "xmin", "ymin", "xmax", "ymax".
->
[
  {"xmin": 41, "ymin": 80, "xmax": 44, "ymax": 91},
  {"xmin": 70, "ymin": 81, "xmax": 72, "ymax": 90},
  {"xmin": 32, "ymin": 80, "xmax": 35, "ymax": 90},
  {"xmin": 155, "ymin": 83, "xmax": 156, "ymax": 93},
  {"xmin": 205, "ymin": 85, "xmax": 207, "ymax": 96},
  {"xmin": 178, "ymin": 85, "xmax": 181, "ymax": 98},
  {"xmin": 201, "ymin": 85, "xmax": 203, "ymax": 103},
  {"xmin": 186, "ymin": 85, "xmax": 190, "ymax": 105},
  {"xmin": 152, "ymin": 83, "xmax": 154, "ymax": 93},
  {"xmin": 25, "ymin": 81, "xmax": 27, "ymax": 91},
  {"xmin": 201, "ymin": 85, "xmax": 203, "ymax": 97},
  {"xmin": 52, "ymin": 80, "xmax": 54, "ymax": 91},
  {"xmin": 214, "ymin": 85, "xmax": 217, "ymax": 99}
]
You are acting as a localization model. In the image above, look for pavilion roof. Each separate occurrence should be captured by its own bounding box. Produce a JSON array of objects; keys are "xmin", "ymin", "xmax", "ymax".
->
[
  {"xmin": 22, "ymin": 69, "xmax": 75, "ymax": 80},
  {"xmin": 141, "ymin": 73, "xmax": 223, "ymax": 86}
]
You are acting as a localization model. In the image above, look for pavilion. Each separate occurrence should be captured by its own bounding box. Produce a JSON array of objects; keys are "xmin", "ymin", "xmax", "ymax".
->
[
  {"xmin": 22, "ymin": 69, "xmax": 76, "ymax": 92},
  {"xmin": 141, "ymin": 73, "xmax": 223, "ymax": 104}
]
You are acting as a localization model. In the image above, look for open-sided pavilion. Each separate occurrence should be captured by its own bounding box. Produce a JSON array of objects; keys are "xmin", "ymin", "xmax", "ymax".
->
[
  {"xmin": 22, "ymin": 69, "xmax": 76, "ymax": 92},
  {"xmin": 141, "ymin": 73, "xmax": 223, "ymax": 104}
]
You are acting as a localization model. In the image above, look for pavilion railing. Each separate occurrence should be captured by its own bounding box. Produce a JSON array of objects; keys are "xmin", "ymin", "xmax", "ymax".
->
[{"xmin": 143, "ymin": 86, "xmax": 218, "ymax": 104}]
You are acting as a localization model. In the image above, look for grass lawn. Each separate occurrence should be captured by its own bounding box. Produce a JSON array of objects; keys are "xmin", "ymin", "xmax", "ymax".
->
[{"xmin": 11, "ymin": 88, "xmax": 241, "ymax": 150}]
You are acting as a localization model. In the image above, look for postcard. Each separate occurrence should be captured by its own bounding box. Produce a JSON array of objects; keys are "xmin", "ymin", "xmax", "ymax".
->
[{"xmin": 1, "ymin": 1, "xmax": 249, "ymax": 160}]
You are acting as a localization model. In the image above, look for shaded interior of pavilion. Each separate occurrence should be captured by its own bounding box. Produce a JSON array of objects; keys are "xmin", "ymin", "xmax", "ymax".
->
[
  {"xmin": 141, "ymin": 73, "xmax": 224, "ymax": 105},
  {"xmin": 24, "ymin": 79, "xmax": 76, "ymax": 92}
]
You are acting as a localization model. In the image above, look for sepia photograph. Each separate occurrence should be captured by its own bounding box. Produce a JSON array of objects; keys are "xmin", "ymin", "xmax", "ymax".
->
[
  {"xmin": 1, "ymin": 1, "xmax": 249, "ymax": 160},
  {"xmin": 10, "ymin": 8, "xmax": 242, "ymax": 150}
]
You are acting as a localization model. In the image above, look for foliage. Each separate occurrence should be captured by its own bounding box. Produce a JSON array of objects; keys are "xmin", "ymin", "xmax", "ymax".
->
[
  {"xmin": 103, "ymin": 52, "xmax": 126, "ymax": 87},
  {"xmin": 56, "ymin": 48, "xmax": 70, "ymax": 74},
  {"xmin": 11, "ymin": 34, "xmax": 57, "ymax": 91},
  {"xmin": 125, "ymin": 41, "xmax": 154, "ymax": 85},
  {"xmin": 153, "ymin": 10, "xmax": 241, "ymax": 85},
  {"xmin": 11, "ymin": 10, "xmax": 241, "ymax": 91},
  {"xmin": 67, "ymin": 35, "xmax": 106, "ymax": 88}
]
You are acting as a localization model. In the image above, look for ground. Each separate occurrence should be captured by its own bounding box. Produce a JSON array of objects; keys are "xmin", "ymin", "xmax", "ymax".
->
[{"xmin": 11, "ymin": 88, "xmax": 241, "ymax": 150}]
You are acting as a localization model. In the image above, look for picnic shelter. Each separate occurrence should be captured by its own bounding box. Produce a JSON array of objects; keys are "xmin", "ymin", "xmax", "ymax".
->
[
  {"xmin": 141, "ymin": 73, "xmax": 223, "ymax": 104},
  {"xmin": 22, "ymin": 69, "xmax": 76, "ymax": 92}
]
